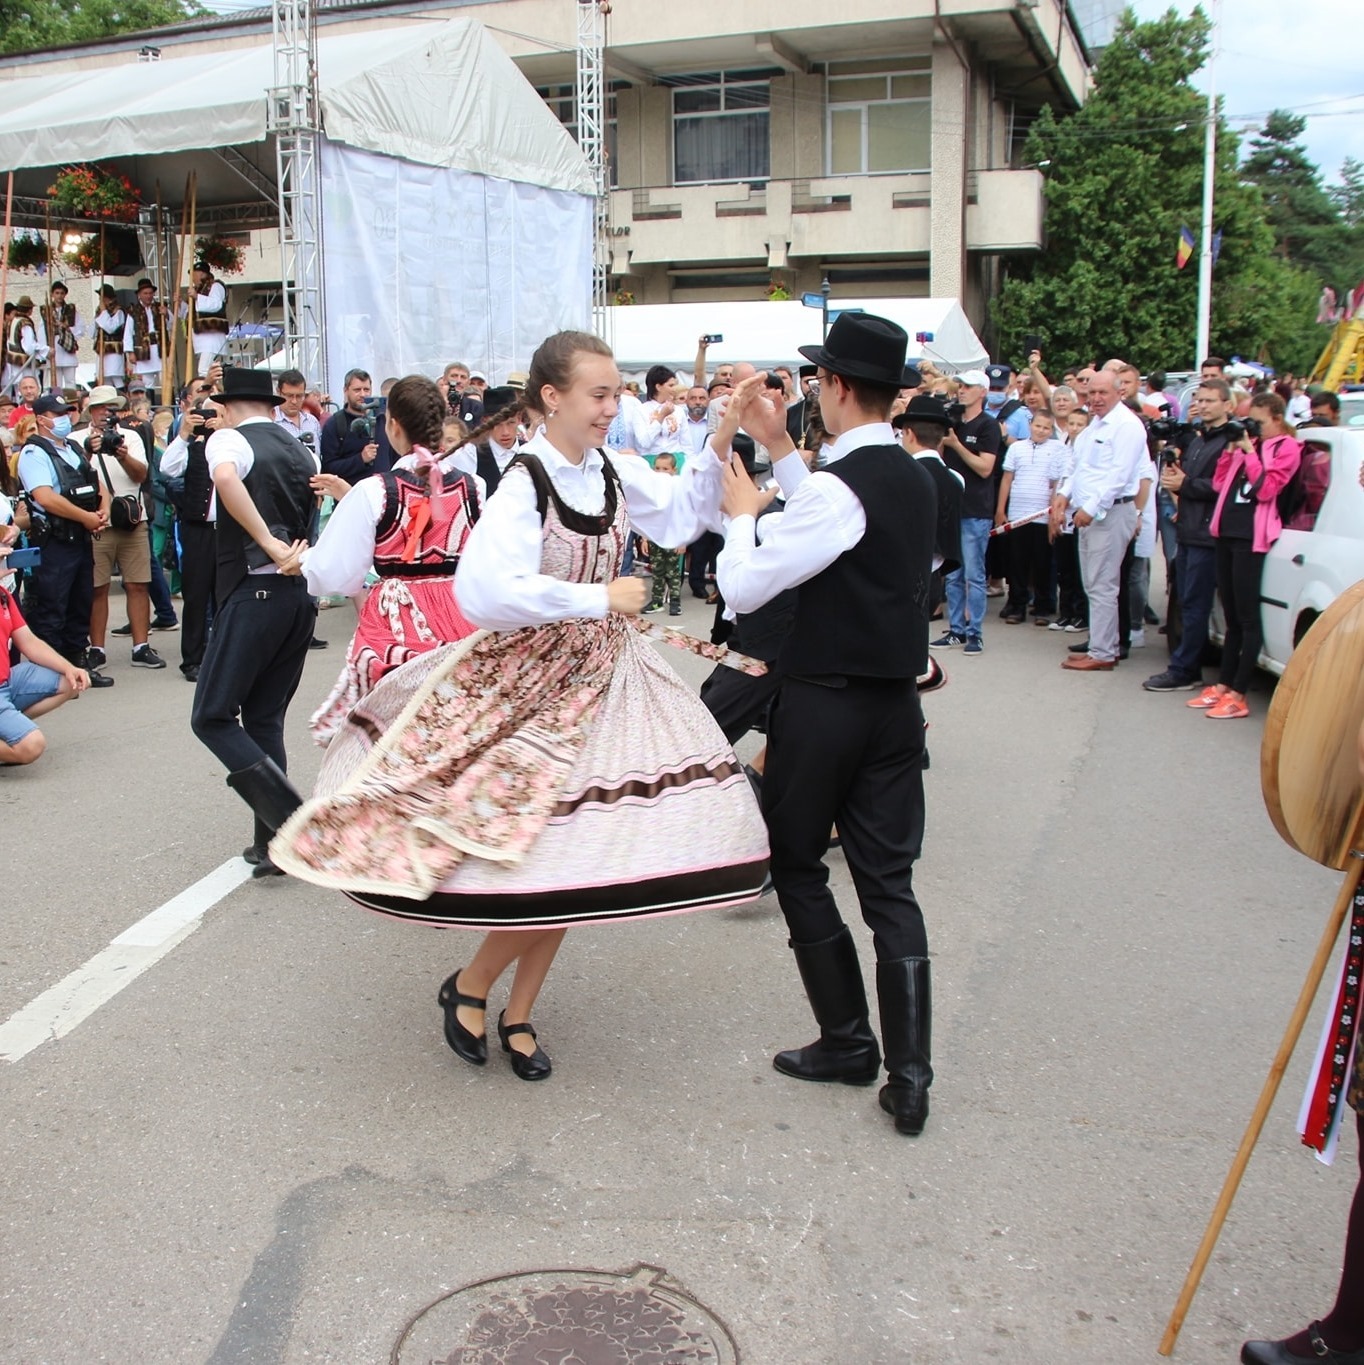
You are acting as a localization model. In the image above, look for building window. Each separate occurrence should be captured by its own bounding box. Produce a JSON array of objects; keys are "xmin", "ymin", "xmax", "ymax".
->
[
  {"xmin": 536, "ymin": 82, "xmax": 621, "ymax": 186},
  {"xmin": 826, "ymin": 67, "xmax": 930, "ymax": 175},
  {"xmin": 668, "ymin": 71, "xmax": 773, "ymax": 185}
]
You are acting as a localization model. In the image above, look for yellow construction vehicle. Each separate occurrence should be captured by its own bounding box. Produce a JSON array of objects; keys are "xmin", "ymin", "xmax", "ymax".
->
[{"xmin": 1308, "ymin": 318, "xmax": 1364, "ymax": 388}]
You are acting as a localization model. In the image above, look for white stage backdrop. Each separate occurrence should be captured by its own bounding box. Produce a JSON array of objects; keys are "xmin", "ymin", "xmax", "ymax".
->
[{"xmin": 319, "ymin": 141, "xmax": 592, "ymax": 399}]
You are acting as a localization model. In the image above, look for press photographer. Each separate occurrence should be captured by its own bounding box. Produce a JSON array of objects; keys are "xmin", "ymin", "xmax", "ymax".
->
[
  {"xmin": 1142, "ymin": 376, "xmax": 1238, "ymax": 693},
  {"xmin": 74, "ymin": 387, "xmax": 167, "ymax": 672},
  {"xmin": 15, "ymin": 395, "xmax": 110, "ymax": 684},
  {"xmin": 320, "ymin": 368, "xmax": 392, "ymax": 482}
]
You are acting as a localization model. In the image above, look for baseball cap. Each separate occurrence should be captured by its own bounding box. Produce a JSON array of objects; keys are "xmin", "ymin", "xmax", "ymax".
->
[
  {"xmin": 468, "ymin": 370, "xmax": 488, "ymax": 383},
  {"xmin": 33, "ymin": 395, "xmax": 73, "ymax": 416},
  {"xmin": 984, "ymin": 363, "xmax": 1011, "ymax": 390},
  {"xmin": 956, "ymin": 369, "xmax": 989, "ymax": 389}
]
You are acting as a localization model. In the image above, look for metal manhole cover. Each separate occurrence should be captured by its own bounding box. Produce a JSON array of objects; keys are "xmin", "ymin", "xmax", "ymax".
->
[{"xmin": 393, "ymin": 1262, "xmax": 739, "ymax": 1365}]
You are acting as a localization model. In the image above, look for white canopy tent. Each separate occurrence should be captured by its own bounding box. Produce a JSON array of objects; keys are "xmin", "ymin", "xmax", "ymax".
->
[
  {"xmin": 602, "ymin": 298, "xmax": 989, "ymax": 378},
  {"xmin": 0, "ymin": 20, "xmax": 595, "ymax": 395}
]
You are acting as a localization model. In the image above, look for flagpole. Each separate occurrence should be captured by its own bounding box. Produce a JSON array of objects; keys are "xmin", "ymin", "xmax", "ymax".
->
[{"xmin": 1194, "ymin": 0, "xmax": 1219, "ymax": 367}]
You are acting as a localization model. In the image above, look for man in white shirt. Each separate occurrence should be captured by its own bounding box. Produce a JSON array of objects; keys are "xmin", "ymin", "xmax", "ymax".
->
[
  {"xmin": 189, "ymin": 368, "xmax": 318, "ymax": 876},
  {"xmin": 716, "ymin": 312, "xmax": 939, "ymax": 1139},
  {"xmin": 679, "ymin": 385, "xmax": 711, "ymax": 458},
  {"xmin": 3, "ymin": 296, "xmax": 48, "ymax": 395},
  {"xmin": 1050, "ymin": 370, "xmax": 1147, "ymax": 670},
  {"xmin": 93, "ymin": 285, "xmax": 127, "ymax": 389},
  {"xmin": 180, "ymin": 262, "xmax": 230, "ymax": 376},
  {"xmin": 73, "ymin": 387, "xmax": 165, "ymax": 671},
  {"xmin": 45, "ymin": 282, "xmax": 84, "ymax": 392},
  {"xmin": 122, "ymin": 279, "xmax": 166, "ymax": 391}
]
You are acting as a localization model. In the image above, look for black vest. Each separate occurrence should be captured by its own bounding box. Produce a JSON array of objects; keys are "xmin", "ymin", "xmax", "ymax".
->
[
  {"xmin": 915, "ymin": 452, "xmax": 963, "ymax": 575},
  {"xmin": 27, "ymin": 435, "xmax": 99, "ymax": 544},
  {"xmin": 181, "ymin": 436, "xmax": 214, "ymax": 524},
  {"xmin": 778, "ymin": 444, "xmax": 936, "ymax": 680},
  {"xmin": 475, "ymin": 441, "xmax": 512, "ymax": 496},
  {"xmin": 214, "ymin": 422, "xmax": 315, "ymax": 603}
]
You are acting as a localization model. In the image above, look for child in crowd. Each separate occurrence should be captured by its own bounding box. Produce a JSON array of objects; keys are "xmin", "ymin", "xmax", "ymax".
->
[
  {"xmin": 1049, "ymin": 409, "xmax": 1091, "ymax": 632},
  {"xmin": 442, "ymin": 417, "xmax": 469, "ymax": 453},
  {"xmin": 997, "ymin": 410, "xmax": 1065, "ymax": 624},
  {"xmin": 642, "ymin": 451, "xmax": 684, "ymax": 616}
]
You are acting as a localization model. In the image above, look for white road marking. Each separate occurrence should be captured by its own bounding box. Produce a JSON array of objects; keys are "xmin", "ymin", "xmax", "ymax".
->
[{"xmin": 0, "ymin": 858, "xmax": 254, "ymax": 1063}]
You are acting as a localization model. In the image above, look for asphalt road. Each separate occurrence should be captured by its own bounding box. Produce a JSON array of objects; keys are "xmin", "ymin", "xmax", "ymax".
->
[{"xmin": 0, "ymin": 578, "xmax": 1353, "ymax": 1364}]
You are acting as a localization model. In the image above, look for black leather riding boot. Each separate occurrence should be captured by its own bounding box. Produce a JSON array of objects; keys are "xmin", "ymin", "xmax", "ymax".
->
[
  {"xmin": 877, "ymin": 956, "xmax": 933, "ymax": 1135},
  {"xmin": 773, "ymin": 925, "xmax": 881, "ymax": 1085},
  {"xmin": 225, "ymin": 758, "xmax": 303, "ymax": 877}
]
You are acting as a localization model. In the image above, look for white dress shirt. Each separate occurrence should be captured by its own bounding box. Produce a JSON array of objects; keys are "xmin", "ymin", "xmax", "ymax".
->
[
  {"xmin": 716, "ymin": 421, "xmax": 896, "ymax": 616},
  {"xmin": 303, "ymin": 475, "xmax": 389, "ymax": 598},
  {"xmin": 1060, "ymin": 403, "xmax": 1148, "ymax": 521},
  {"xmin": 680, "ymin": 416, "xmax": 710, "ymax": 458},
  {"xmin": 454, "ymin": 428, "xmax": 724, "ymax": 631}
]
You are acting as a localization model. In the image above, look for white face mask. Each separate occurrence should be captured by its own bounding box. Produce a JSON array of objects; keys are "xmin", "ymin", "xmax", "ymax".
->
[{"xmin": 51, "ymin": 415, "xmax": 73, "ymax": 439}]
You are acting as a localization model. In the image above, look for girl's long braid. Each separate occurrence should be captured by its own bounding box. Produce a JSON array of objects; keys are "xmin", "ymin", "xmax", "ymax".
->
[{"xmin": 457, "ymin": 400, "xmax": 526, "ymax": 452}]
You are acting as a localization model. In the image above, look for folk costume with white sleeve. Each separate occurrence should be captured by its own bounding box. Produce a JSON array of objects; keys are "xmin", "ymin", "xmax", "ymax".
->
[
  {"xmin": 272, "ymin": 429, "xmax": 769, "ymax": 926},
  {"xmin": 716, "ymin": 311, "xmax": 938, "ymax": 1137},
  {"xmin": 305, "ymin": 456, "xmax": 483, "ymax": 746}
]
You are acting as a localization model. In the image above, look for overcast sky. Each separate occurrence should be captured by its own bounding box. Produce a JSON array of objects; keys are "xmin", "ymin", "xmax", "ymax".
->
[{"xmin": 1127, "ymin": 0, "xmax": 1363, "ymax": 185}]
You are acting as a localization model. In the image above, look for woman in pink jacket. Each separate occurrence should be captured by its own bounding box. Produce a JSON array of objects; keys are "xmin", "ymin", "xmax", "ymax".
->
[{"xmin": 1191, "ymin": 392, "xmax": 1302, "ymax": 719}]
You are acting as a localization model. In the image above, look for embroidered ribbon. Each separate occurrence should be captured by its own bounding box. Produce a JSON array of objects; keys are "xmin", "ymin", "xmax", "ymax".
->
[
  {"xmin": 375, "ymin": 577, "xmax": 437, "ymax": 648},
  {"xmin": 629, "ymin": 617, "xmax": 768, "ymax": 676},
  {"xmin": 1300, "ymin": 886, "xmax": 1364, "ymax": 1157}
]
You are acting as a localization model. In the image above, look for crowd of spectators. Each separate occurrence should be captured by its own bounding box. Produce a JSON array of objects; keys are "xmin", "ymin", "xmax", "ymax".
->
[{"xmin": 0, "ymin": 338, "xmax": 1351, "ymax": 766}]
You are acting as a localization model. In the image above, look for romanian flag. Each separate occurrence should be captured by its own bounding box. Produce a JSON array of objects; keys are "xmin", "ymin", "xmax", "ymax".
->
[{"xmin": 1176, "ymin": 225, "xmax": 1196, "ymax": 270}]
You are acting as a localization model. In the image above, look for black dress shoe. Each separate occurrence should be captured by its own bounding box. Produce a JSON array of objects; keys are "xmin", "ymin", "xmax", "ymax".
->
[
  {"xmin": 1242, "ymin": 1326, "xmax": 1364, "ymax": 1364},
  {"xmin": 251, "ymin": 856, "xmax": 285, "ymax": 879},
  {"xmin": 181, "ymin": 664, "xmax": 199, "ymax": 681},
  {"xmin": 498, "ymin": 1010, "xmax": 552, "ymax": 1080},
  {"xmin": 308, "ymin": 636, "xmax": 328, "ymax": 650},
  {"xmin": 88, "ymin": 671, "xmax": 115, "ymax": 688},
  {"xmin": 1068, "ymin": 639, "xmax": 1090, "ymax": 653},
  {"xmin": 243, "ymin": 844, "xmax": 264, "ymax": 865},
  {"xmin": 437, "ymin": 971, "xmax": 487, "ymax": 1066}
]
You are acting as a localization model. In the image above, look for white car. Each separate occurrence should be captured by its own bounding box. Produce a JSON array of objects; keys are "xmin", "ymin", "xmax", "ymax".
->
[{"xmin": 1210, "ymin": 425, "xmax": 1364, "ymax": 674}]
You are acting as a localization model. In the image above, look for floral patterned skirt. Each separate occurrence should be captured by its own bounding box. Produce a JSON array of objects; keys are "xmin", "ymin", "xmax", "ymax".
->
[{"xmin": 272, "ymin": 616, "xmax": 770, "ymax": 928}]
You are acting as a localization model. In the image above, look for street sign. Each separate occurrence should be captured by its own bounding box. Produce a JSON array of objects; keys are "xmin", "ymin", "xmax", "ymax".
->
[
  {"xmin": 827, "ymin": 308, "xmax": 865, "ymax": 324},
  {"xmin": 801, "ymin": 292, "xmax": 825, "ymax": 309}
]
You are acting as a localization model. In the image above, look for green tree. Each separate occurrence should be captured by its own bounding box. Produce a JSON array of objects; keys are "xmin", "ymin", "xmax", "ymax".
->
[
  {"xmin": 1241, "ymin": 110, "xmax": 1346, "ymax": 284},
  {"xmin": 0, "ymin": 0, "xmax": 205, "ymax": 57},
  {"xmin": 993, "ymin": 7, "xmax": 1321, "ymax": 373}
]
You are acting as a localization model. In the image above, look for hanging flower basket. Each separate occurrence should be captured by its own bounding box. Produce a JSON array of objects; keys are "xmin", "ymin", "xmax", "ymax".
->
[
  {"xmin": 61, "ymin": 234, "xmax": 115, "ymax": 276},
  {"xmin": 765, "ymin": 279, "xmax": 791, "ymax": 301},
  {"xmin": 613, "ymin": 288, "xmax": 636, "ymax": 306},
  {"xmin": 6, "ymin": 234, "xmax": 49, "ymax": 272},
  {"xmin": 46, "ymin": 164, "xmax": 142, "ymax": 223},
  {"xmin": 194, "ymin": 234, "xmax": 246, "ymax": 276}
]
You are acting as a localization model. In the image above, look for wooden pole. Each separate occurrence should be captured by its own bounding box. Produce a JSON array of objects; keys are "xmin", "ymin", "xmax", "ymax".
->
[
  {"xmin": 1158, "ymin": 852, "xmax": 1364, "ymax": 1356},
  {"xmin": 0, "ymin": 172, "xmax": 12, "ymax": 363},
  {"xmin": 96, "ymin": 221, "xmax": 105, "ymax": 387},
  {"xmin": 183, "ymin": 170, "xmax": 197, "ymax": 386},
  {"xmin": 44, "ymin": 199, "xmax": 56, "ymax": 394},
  {"xmin": 155, "ymin": 182, "xmax": 172, "ymax": 408},
  {"xmin": 174, "ymin": 173, "xmax": 192, "ymax": 389}
]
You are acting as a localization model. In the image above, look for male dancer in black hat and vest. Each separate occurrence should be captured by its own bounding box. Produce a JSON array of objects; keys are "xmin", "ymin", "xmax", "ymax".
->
[
  {"xmin": 189, "ymin": 368, "xmax": 317, "ymax": 877},
  {"xmin": 716, "ymin": 312, "xmax": 938, "ymax": 1136}
]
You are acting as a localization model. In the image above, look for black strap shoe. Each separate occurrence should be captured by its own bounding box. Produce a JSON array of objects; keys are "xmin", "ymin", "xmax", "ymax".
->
[
  {"xmin": 437, "ymin": 971, "xmax": 487, "ymax": 1066},
  {"xmin": 1241, "ymin": 1325, "xmax": 1364, "ymax": 1363},
  {"xmin": 498, "ymin": 1010, "xmax": 551, "ymax": 1080}
]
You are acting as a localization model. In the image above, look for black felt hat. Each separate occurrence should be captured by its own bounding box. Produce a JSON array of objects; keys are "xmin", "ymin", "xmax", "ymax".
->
[
  {"xmin": 211, "ymin": 366, "xmax": 284, "ymax": 406},
  {"xmin": 797, "ymin": 312, "xmax": 908, "ymax": 387},
  {"xmin": 482, "ymin": 386, "xmax": 520, "ymax": 414},
  {"xmin": 731, "ymin": 432, "xmax": 769, "ymax": 475},
  {"xmin": 892, "ymin": 394, "xmax": 955, "ymax": 431}
]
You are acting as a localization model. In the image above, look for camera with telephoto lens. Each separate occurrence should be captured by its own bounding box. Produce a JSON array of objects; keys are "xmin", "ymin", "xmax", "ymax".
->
[
  {"xmin": 99, "ymin": 412, "xmax": 125, "ymax": 455},
  {"xmin": 1223, "ymin": 417, "xmax": 1261, "ymax": 442},
  {"xmin": 1148, "ymin": 416, "xmax": 1194, "ymax": 444},
  {"xmin": 352, "ymin": 395, "xmax": 384, "ymax": 442}
]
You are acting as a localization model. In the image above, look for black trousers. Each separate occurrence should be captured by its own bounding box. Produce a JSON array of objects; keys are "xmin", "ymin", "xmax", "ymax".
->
[
  {"xmin": 190, "ymin": 576, "xmax": 316, "ymax": 777},
  {"xmin": 687, "ymin": 530, "xmax": 722, "ymax": 594},
  {"xmin": 1055, "ymin": 533, "xmax": 1087, "ymax": 622},
  {"xmin": 762, "ymin": 676, "xmax": 929, "ymax": 962},
  {"xmin": 27, "ymin": 536, "xmax": 93, "ymax": 663},
  {"xmin": 1005, "ymin": 522, "xmax": 1055, "ymax": 615},
  {"xmin": 1216, "ymin": 538, "xmax": 1265, "ymax": 693},
  {"xmin": 178, "ymin": 520, "xmax": 216, "ymax": 670}
]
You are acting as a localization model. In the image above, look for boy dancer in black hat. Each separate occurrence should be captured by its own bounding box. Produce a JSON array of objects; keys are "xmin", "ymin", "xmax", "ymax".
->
[
  {"xmin": 189, "ymin": 367, "xmax": 317, "ymax": 876},
  {"xmin": 717, "ymin": 312, "xmax": 939, "ymax": 1136}
]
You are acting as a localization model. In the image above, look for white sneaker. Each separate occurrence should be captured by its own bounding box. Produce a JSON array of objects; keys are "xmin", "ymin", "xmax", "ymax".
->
[{"xmin": 1130, "ymin": 630, "xmax": 1146, "ymax": 648}]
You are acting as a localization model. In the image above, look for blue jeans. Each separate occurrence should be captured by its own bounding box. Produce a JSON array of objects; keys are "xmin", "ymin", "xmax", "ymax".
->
[
  {"xmin": 1169, "ymin": 543, "xmax": 1217, "ymax": 680},
  {"xmin": 945, "ymin": 517, "xmax": 990, "ymax": 639}
]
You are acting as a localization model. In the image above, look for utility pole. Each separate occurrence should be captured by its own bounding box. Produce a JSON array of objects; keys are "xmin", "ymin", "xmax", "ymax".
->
[
  {"xmin": 575, "ymin": 0, "xmax": 609, "ymax": 336},
  {"xmin": 269, "ymin": 0, "xmax": 326, "ymax": 389},
  {"xmin": 1194, "ymin": 0, "xmax": 1220, "ymax": 368}
]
